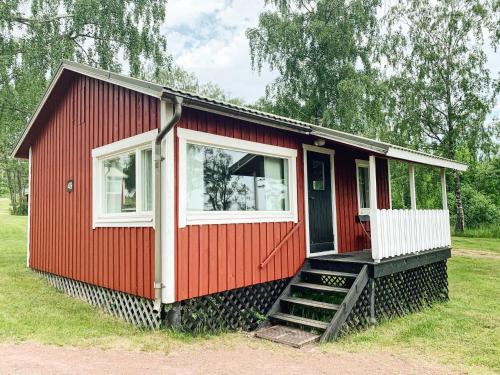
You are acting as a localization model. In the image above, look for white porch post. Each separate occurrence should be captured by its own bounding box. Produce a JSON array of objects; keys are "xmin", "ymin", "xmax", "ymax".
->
[
  {"xmin": 369, "ymin": 155, "xmax": 380, "ymax": 261},
  {"xmin": 408, "ymin": 163, "xmax": 416, "ymax": 209},
  {"xmin": 440, "ymin": 168, "xmax": 448, "ymax": 210}
]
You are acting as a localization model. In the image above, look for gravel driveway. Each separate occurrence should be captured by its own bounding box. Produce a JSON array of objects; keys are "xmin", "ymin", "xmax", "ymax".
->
[{"xmin": 0, "ymin": 341, "xmax": 455, "ymax": 375}]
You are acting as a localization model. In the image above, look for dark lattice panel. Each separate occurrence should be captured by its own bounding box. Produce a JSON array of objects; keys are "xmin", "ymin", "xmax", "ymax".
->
[
  {"xmin": 374, "ymin": 260, "xmax": 448, "ymax": 319},
  {"xmin": 180, "ymin": 278, "xmax": 290, "ymax": 333},
  {"xmin": 36, "ymin": 270, "xmax": 162, "ymax": 329},
  {"xmin": 303, "ymin": 273, "xmax": 352, "ymax": 289},
  {"xmin": 339, "ymin": 260, "xmax": 448, "ymax": 336},
  {"xmin": 340, "ymin": 284, "xmax": 372, "ymax": 335}
]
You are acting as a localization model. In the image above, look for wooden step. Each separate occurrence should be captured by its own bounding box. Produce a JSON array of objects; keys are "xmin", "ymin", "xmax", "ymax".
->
[
  {"xmin": 302, "ymin": 269, "xmax": 358, "ymax": 278},
  {"xmin": 281, "ymin": 297, "xmax": 339, "ymax": 311},
  {"xmin": 255, "ymin": 325, "xmax": 321, "ymax": 348},
  {"xmin": 291, "ymin": 282, "xmax": 349, "ymax": 294},
  {"xmin": 269, "ymin": 312, "xmax": 329, "ymax": 331}
]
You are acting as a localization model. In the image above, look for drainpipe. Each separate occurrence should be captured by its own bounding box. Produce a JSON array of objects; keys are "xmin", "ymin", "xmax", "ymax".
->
[{"xmin": 153, "ymin": 95, "xmax": 183, "ymax": 313}]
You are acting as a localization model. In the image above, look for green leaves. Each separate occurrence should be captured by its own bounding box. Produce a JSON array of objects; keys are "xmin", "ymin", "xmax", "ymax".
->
[
  {"xmin": 247, "ymin": 0, "xmax": 383, "ymax": 132},
  {"xmin": 0, "ymin": 0, "xmax": 171, "ymax": 213}
]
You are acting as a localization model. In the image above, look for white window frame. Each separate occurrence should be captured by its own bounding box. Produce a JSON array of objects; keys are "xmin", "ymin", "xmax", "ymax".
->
[
  {"xmin": 355, "ymin": 159, "xmax": 371, "ymax": 215},
  {"xmin": 92, "ymin": 130, "xmax": 157, "ymax": 228},
  {"xmin": 178, "ymin": 128, "xmax": 298, "ymax": 227}
]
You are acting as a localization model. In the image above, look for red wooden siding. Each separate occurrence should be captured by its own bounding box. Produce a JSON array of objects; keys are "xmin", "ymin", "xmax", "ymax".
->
[
  {"xmin": 174, "ymin": 109, "xmax": 307, "ymax": 301},
  {"xmin": 28, "ymin": 71, "xmax": 392, "ymax": 302},
  {"xmin": 29, "ymin": 73, "xmax": 159, "ymax": 299},
  {"xmin": 333, "ymin": 145, "xmax": 390, "ymax": 252}
]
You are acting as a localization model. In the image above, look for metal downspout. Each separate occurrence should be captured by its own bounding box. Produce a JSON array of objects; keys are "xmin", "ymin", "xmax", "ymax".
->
[{"xmin": 153, "ymin": 96, "xmax": 183, "ymax": 313}]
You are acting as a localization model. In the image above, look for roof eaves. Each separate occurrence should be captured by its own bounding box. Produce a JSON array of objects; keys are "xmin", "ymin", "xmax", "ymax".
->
[
  {"xmin": 161, "ymin": 88, "xmax": 311, "ymax": 134},
  {"xmin": 386, "ymin": 146, "xmax": 468, "ymax": 171},
  {"xmin": 11, "ymin": 60, "xmax": 165, "ymax": 159}
]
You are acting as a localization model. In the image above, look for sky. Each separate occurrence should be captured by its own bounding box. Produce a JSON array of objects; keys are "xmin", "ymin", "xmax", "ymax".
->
[
  {"xmin": 164, "ymin": 0, "xmax": 276, "ymax": 103},
  {"xmin": 164, "ymin": 0, "xmax": 500, "ymax": 118}
]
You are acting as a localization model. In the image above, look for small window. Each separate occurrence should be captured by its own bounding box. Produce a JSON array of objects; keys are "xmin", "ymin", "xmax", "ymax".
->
[
  {"xmin": 92, "ymin": 130, "xmax": 157, "ymax": 228},
  {"xmin": 356, "ymin": 160, "xmax": 370, "ymax": 214},
  {"xmin": 178, "ymin": 128, "xmax": 298, "ymax": 227},
  {"xmin": 311, "ymin": 160, "xmax": 325, "ymax": 191}
]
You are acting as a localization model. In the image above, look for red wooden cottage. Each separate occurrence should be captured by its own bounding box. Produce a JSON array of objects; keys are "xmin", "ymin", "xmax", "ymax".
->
[{"xmin": 12, "ymin": 61, "xmax": 466, "ymax": 345}]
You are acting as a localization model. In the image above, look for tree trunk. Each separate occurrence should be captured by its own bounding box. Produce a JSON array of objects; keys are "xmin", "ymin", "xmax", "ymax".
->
[
  {"xmin": 454, "ymin": 170, "xmax": 465, "ymax": 233},
  {"xmin": 6, "ymin": 170, "xmax": 17, "ymax": 211},
  {"xmin": 16, "ymin": 167, "xmax": 24, "ymax": 210}
]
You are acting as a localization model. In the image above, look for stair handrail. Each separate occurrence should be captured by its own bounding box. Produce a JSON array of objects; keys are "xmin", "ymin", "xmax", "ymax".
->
[
  {"xmin": 320, "ymin": 265, "xmax": 369, "ymax": 343},
  {"xmin": 259, "ymin": 221, "xmax": 303, "ymax": 269}
]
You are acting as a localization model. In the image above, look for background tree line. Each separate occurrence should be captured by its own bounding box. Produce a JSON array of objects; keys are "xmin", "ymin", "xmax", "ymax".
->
[
  {"xmin": 247, "ymin": 0, "xmax": 499, "ymax": 234},
  {"xmin": 1, "ymin": 0, "xmax": 498, "ymax": 235}
]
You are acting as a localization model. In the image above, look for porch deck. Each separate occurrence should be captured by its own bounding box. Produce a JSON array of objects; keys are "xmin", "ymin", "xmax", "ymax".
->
[{"xmin": 313, "ymin": 247, "xmax": 451, "ymax": 278}]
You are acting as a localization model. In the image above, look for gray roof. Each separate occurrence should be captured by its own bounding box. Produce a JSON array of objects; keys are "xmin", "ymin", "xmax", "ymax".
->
[{"xmin": 12, "ymin": 60, "xmax": 467, "ymax": 171}]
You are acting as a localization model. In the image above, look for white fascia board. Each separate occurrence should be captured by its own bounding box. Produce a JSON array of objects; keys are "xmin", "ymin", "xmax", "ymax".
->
[
  {"xmin": 310, "ymin": 130, "xmax": 387, "ymax": 155},
  {"xmin": 386, "ymin": 147, "xmax": 468, "ymax": 171},
  {"xmin": 11, "ymin": 60, "xmax": 164, "ymax": 159}
]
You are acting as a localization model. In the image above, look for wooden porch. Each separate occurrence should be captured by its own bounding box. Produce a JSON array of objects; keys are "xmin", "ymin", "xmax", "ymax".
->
[{"xmin": 312, "ymin": 247, "xmax": 451, "ymax": 278}]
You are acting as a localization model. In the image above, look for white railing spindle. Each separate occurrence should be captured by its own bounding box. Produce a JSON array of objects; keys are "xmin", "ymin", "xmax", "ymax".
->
[{"xmin": 370, "ymin": 209, "xmax": 451, "ymax": 261}]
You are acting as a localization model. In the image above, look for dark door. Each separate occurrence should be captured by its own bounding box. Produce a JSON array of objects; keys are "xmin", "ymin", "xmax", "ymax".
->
[{"xmin": 307, "ymin": 151, "xmax": 335, "ymax": 254}]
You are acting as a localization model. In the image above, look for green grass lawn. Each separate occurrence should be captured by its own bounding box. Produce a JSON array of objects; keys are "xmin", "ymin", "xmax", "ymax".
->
[
  {"xmin": 0, "ymin": 198, "xmax": 218, "ymax": 352},
  {"xmin": 452, "ymin": 236, "xmax": 500, "ymax": 253},
  {"xmin": 0, "ymin": 197, "xmax": 499, "ymax": 373}
]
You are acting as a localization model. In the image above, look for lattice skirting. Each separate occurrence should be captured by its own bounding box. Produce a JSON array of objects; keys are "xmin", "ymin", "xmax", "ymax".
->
[
  {"xmin": 340, "ymin": 260, "xmax": 449, "ymax": 335},
  {"xmin": 178, "ymin": 278, "xmax": 291, "ymax": 333},
  {"xmin": 35, "ymin": 270, "xmax": 162, "ymax": 329}
]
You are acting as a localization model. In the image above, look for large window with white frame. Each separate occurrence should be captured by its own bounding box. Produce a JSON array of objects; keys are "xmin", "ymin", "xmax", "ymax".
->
[
  {"xmin": 92, "ymin": 130, "xmax": 157, "ymax": 228},
  {"xmin": 356, "ymin": 159, "xmax": 370, "ymax": 214},
  {"xmin": 178, "ymin": 128, "xmax": 298, "ymax": 227}
]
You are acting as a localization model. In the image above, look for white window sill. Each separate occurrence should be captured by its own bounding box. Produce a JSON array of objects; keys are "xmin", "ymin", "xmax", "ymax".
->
[
  {"xmin": 93, "ymin": 215, "xmax": 154, "ymax": 228},
  {"xmin": 358, "ymin": 209, "xmax": 371, "ymax": 216},
  {"xmin": 183, "ymin": 211, "xmax": 298, "ymax": 227}
]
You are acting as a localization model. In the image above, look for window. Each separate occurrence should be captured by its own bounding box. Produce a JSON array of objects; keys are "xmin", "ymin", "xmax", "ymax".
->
[
  {"xmin": 92, "ymin": 130, "xmax": 157, "ymax": 228},
  {"xmin": 178, "ymin": 128, "xmax": 298, "ymax": 226},
  {"xmin": 356, "ymin": 160, "xmax": 370, "ymax": 214},
  {"xmin": 311, "ymin": 160, "xmax": 325, "ymax": 191}
]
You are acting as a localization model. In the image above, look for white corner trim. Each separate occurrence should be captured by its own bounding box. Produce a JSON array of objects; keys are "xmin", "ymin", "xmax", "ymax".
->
[
  {"xmin": 177, "ymin": 128, "xmax": 298, "ymax": 228},
  {"xmin": 303, "ymin": 144, "xmax": 338, "ymax": 258},
  {"xmin": 388, "ymin": 160, "xmax": 393, "ymax": 209},
  {"xmin": 162, "ymin": 103, "xmax": 176, "ymax": 304},
  {"xmin": 27, "ymin": 147, "xmax": 32, "ymax": 267},
  {"xmin": 91, "ymin": 129, "xmax": 158, "ymax": 158}
]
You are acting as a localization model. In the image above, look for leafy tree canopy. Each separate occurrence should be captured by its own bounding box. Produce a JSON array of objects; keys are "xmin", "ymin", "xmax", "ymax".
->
[
  {"xmin": 0, "ymin": 0, "xmax": 171, "ymax": 213},
  {"xmin": 247, "ymin": 0, "xmax": 386, "ymax": 136}
]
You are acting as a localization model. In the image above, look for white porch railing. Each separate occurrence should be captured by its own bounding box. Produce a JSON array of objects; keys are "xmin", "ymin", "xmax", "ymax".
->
[{"xmin": 371, "ymin": 209, "xmax": 451, "ymax": 262}]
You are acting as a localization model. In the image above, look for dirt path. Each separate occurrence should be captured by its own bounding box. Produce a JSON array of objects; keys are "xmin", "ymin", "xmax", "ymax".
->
[
  {"xmin": 453, "ymin": 248, "xmax": 500, "ymax": 260},
  {"xmin": 0, "ymin": 341, "xmax": 456, "ymax": 375}
]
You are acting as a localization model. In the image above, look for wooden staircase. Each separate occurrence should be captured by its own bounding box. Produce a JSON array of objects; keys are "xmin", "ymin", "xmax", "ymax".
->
[{"xmin": 255, "ymin": 258, "xmax": 369, "ymax": 348}]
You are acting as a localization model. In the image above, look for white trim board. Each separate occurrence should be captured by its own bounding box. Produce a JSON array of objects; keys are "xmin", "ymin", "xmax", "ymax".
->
[
  {"xmin": 355, "ymin": 159, "xmax": 371, "ymax": 215},
  {"xmin": 303, "ymin": 144, "xmax": 338, "ymax": 258},
  {"xmin": 27, "ymin": 147, "xmax": 32, "ymax": 267},
  {"xmin": 161, "ymin": 102, "xmax": 176, "ymax": 304},
  {"xmin": 91, "ymin": 130, "xmax": 158, "ymax": 158},
  {"xmin": 177, "ymin": 128, "xmax": 299, "ymax": 227}
]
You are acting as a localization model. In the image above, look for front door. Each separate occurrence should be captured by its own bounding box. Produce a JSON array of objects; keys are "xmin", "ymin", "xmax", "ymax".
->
[{"xmin": 306, "ymin": 150, "xmax": 335, "ymax": 254}]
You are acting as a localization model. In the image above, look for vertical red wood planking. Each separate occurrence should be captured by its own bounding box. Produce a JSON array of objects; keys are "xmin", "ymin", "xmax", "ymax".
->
[
  {"xmin": 27, "ymin": 72, "xmax": 391, "ymax": 303},
  {"xmin": 28, "ymin": 73, "xmax": 158, "ymax": 299}
]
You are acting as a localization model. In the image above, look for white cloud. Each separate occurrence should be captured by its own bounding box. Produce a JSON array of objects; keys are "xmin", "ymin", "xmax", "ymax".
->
[{"xmin": 164, "ymin": 0, "xmax": 276, "ymax": 103}]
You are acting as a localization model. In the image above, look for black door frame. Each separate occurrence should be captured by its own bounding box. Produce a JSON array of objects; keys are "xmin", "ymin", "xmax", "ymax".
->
[{"xmin": 303, "ymin": 144, "xmax": 338, "ymax": 257}]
